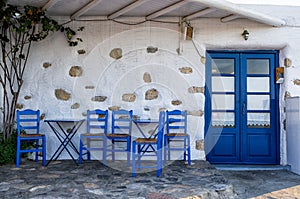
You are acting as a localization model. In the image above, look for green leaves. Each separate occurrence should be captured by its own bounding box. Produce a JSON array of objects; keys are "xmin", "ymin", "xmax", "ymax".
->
[{"xmin": 0, "ymin": 3, "xmax": 83, "ymax": 46}]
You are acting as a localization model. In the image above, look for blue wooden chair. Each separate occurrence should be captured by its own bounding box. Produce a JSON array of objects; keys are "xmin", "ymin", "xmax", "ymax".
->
[
  {"xmin": 79, "ymin": 109, "xmax": 108, "ymax": 164},
  {"xmin": 16, "ymin": 109, "xmax": 46, "ymax": 167},
  {"xmin": 132, "ymin": 111, "xmax": 165, "ymax": 177},
  {"xmin": 164, "ymin": 110, "xmax": 191, "ymax": 165},
  {"xmin": 106, "ymin": 110, "xmax": 132, "ymax": 166}
]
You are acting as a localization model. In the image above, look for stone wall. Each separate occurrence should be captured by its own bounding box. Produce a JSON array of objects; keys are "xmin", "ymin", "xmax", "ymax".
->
[{"xmin": 13, "ymin": 16, "xmax": 300, "ymax": 163}]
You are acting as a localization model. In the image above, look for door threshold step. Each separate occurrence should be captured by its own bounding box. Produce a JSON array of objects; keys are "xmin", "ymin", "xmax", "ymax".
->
[{"xmin": 212, "ymin": 164, "xmax": 291, "ymax": 171}]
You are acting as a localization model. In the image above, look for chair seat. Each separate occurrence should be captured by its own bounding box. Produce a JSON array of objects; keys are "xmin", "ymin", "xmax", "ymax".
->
[
  {"xmin": 82, "ymin": 133, "xmax": 105, "ymax": 136},
  {"xmin": 166, "ymin": 133, "xmax": 188, "ymax": 137},
  {"xmin": 135, "ymin": 138, "xmax": 157, "ymax": 144},
  {"xmin": 106, "ymin": 133, "xmax": 130, "ymax": 138},
  {"xmin": 20, "ymin": 134, "xmax": 44, "ymax": 138}
]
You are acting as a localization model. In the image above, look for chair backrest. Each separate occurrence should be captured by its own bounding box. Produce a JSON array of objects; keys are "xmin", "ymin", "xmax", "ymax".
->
[
  {"xmin": 157, "ymin": 111, "xmax": 165, "ymax": 147},
  {"xmin": 17, "ymin": 109, "xmax": 40, "ymax": 135},
  {"xmin": 87, "ymin": 109, "xmax": 108, "ymax": 134},
  {"xmin": 111, "ymin": 110, "xmax": 133, "ymax": 135},
  {"xmin": 166, "ymin": 110, "xmax": 187, "ymax": 134}
]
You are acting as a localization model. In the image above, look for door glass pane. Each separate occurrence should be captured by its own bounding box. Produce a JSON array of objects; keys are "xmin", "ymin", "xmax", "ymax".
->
[
  {"xmin": 247, "ymin": 59, "xmax": 269, "ymax": 74},
  {"xmin": 212, "ymin": 112, "xmax": 235, "ymax": 128},
  {"xmin": 247, "ymin": 95, "xmax": 270, "ymax": 110},
  {"xmin": 212, "ymin": 77, "xmax": 234, "ymax": 92},
  {"xmin": 212, "ymin": 59, "xmax": 235, "ymax": 74},
  {"xmin": 247, "ymin": 113, "xmax": 270, "ymax": 128},
  {"xmin": 247, "ymin": 77, "xmax": 269, "ymax": 92},
  {"xmin": 212, "ymin": 94, "xmax": 234, "ymax": 110}
]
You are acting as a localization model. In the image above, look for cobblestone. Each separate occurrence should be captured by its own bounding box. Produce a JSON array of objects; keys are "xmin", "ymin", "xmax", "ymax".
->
[{"xmin": 0, "ymin": 160, "xmax": 236, "ymax": 199}]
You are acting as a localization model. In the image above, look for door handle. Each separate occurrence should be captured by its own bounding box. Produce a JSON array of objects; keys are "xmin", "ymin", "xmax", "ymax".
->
[{"xmin": 242, "ymin": 102, "xmax": 246, "ymax": 115}]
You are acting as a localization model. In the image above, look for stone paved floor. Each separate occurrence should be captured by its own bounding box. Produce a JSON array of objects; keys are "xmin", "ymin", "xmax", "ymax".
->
[
  {"xmin": 221, "ymin": 169, "xmax": 300, "ymax": 198},
  {"xmin": 0, "ymin": 160, "xmax": 236, "ymax": 199}
]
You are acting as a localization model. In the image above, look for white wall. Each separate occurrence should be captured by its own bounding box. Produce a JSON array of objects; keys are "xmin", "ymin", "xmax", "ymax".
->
[{"xmin": 19, "ymin": 15, "xmax": 300, "ymax": 164}]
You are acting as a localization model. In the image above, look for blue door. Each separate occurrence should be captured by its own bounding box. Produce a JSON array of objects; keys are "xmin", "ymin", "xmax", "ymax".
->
[{"xmin": 205, "ymin": 51, "xmax": 279, "ymax": 164}]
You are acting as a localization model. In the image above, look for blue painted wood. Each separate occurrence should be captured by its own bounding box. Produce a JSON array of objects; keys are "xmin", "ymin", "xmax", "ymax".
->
[
  {"xmin": 205, "ymin": 52, "xmax": 240, "ymax": 163},
  {"xmin": 205, "ymin": 51, "xmax": 279, "ymax": 164},
  {"xmin": 16, "ymin": 109, "xmax": 46, "ymax": 167},
  {"xmin": 79, "ymin": 109, "xmax": 108, "ymax": 164},
  {"xmin": 164, "ymin": 110, "xmax": 191, "ymax": 165},
  {"xmin": 107, "ymin": 110, "xmax": 133, "ymax": 166},
  {"xmin": 240, "ymin": 53, "xmax": 277, "ymax": 164},
  {"xmin": 132, "ymin": 111, "xmax": 165, "ymax": 177}
]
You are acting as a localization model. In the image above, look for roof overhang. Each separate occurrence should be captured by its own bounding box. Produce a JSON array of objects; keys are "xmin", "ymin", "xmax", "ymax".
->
[{"xmin": 7, "ymin": 0, "xmax": 286, "ymax": 27}]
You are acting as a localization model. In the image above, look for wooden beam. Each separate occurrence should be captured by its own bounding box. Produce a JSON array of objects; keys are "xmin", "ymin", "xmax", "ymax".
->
[
  {"xmin": 108, "ymin": 0, "xmax": 150, "ymax": 20},
  {"xmin": 42, "ymin": 0, "xmax": 59, "ymax": 10},
  {"xmin": 146, "ymin": 0, "xmax": 188, "ymax": 20},
  {"xmin": 184, "ymin": 7, "xmax": 216, "ymax": 21},
  {"xmin": 191, "ymin": 0, "xmax": 286, "ymax": 26},
  {"xmin": 71, "ymin": 0, "xmax": 103, "ymax": 20},
  {"xmin": 221, "ymin": 14, "xmax": 240, "ymax": 23}
]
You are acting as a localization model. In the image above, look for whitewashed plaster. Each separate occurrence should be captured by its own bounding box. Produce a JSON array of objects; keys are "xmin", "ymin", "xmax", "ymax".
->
[{"xmin": 15, "ymin": 15, "xmax": 300, "ymax": 164}]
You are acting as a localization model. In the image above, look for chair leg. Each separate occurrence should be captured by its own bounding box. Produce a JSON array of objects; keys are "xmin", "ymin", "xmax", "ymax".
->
[
  {"xmin": 79, "ymin": 139, "xmax": 83, "ymax": 164},
  {"xmin": 42, "ymin": 136, "xmax": 46, "ymax": 166},
  {"xmin": 137, "ymin": 144, "xmax": 141, "ymax": 170},
  {"xmin": 112, "ymin": 140, "xmax": 115, "ymax": 162},
  {"xmin": 187, "ymin": 135, "xmax": 191, "ymax": 165},
  {"xmin": 183, "ymin": 138, "xmax": 187, "ymax": 161},
  {"xmin": 87, "ymin": 139, "xmax": 91, "ymax": 160},
  {"xmin": 157, "ymin": 147, "xmax": 162, "ymax": 177},
  {"xmin": 103, "ymin": 137, "xmax": 107, "ymax": 165},
  {"xmin": 164, "ymin": 136, "xmax": 166, "ymax": 165},
  {"xmin": 132, "ymin": 141, "xmax": 136, "ymax": 177},
  {"xmin": 35, "ymin": 139, "xmax": 39, "ymax": 162},
  {"xmin": 167, "ymin": 138, "xmax": 171, "ymax": 161},
  {"xmin": 16, "ymin": 138, "xmax": 21, "ymax": 168},
  {"xmin": 127, "ymin": 137, "xmax": 131, "ymax": 167}
]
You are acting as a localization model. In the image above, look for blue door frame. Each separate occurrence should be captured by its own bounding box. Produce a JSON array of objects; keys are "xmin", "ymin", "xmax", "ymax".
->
[{"xmin": 205, "ymin": 50, "xmax": 280, "ymax": 164}]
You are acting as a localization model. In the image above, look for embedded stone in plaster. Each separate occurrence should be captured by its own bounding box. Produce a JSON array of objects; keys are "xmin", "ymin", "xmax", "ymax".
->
[
  {"xmin": 71, "ymin": 103, "xmax": 80, "ymax": 109},
  {"xmin": 98, "ymin": 114, "xmax": 106, "ymax": 118},
  {"xmin": 16, "ymin": 104, "xmax": 24, "ymax": 109},
  {"xmin": 91, "ymin": 96, "xmax": 107, "ymax": 102},
  {"xmin": 108, "ymin": 106, "xmax": 121, "ymax": 111},
  {"xmin": 55, "ymin": 89, "xmax": 71, "ymax": 101},
  {"xmin": 179, "ymin": 67, "xmax": 193, "ymax": 74},
  {"xmin": 122, "ymin": 93, "xmax": 136, "ymax": 102},
  {"xmin": 201, "ymin": 56, "xmax": 206, "ymax": 64},
  {"xmin": 188, "ymin": 86, "xmax": 204, "ymax": 94},
  {"xmin": 69, "ymin": 66, "xmax": 83, "ymax": 77},
  {"xmin": 196, "ymin": 139, "xmax": 204, "ymax": 150},
  {"xmin": 82, "ymin": 112, "xmax": 87, "ymax": 117},
  {"xmin": 24, "ymin": 95, "xmax": 31, "ymax": 100},
  {"xmin": 109, "ymin": 48, "xmax": 122, "ymax": 60},
  {"xmin": 40, "ymin": 113, "xmax": 45, "ymax": 121},
  {"xmin": 77, "ymin": 49, "xmax": 86, "ymax": 55},
  {"xmin": 172, "ymin": 100, "xmax": 182, "ymax": 106},
  {"xmin": 43, "ymin": 62, "xmax": 51, "ymax": 68},
  {"xmin": 143, "ymin": 72, "xmax": 152, "ymax": 83},
  {"xmin": 147, "ymin": 46, "xmax": 158, "ymax": 53},
  {"xmin": 145, "ymin": 88, "xmax": 158, "ymax": 100},
  {"xmin": 187, "ymin": 110, "xmax": 204, "ymax": 117},
  {"xmin": 119, "ymin": 114, "xmax": 130, "ymax": 119},
  {"xmin": 293, "ymin": 79, "xmax": 300, "ymax": 85},
  {"xmin": 85, "ymin": 86, "xmax": 95, "ymax": 90},
  {"xmin": 133, "ymin": 115, "xmax": 140, "ymax": 120},
  {"xmin": 158, "ymin": 108, "xmax": 167, "ymax": 112},
  {"xmin": 285, "ymin": 91, "xmax": 291, "ymax": 98},
  {"xmin": 284, "ymin": 58, "xmax": 292, "ymax": 68}
]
